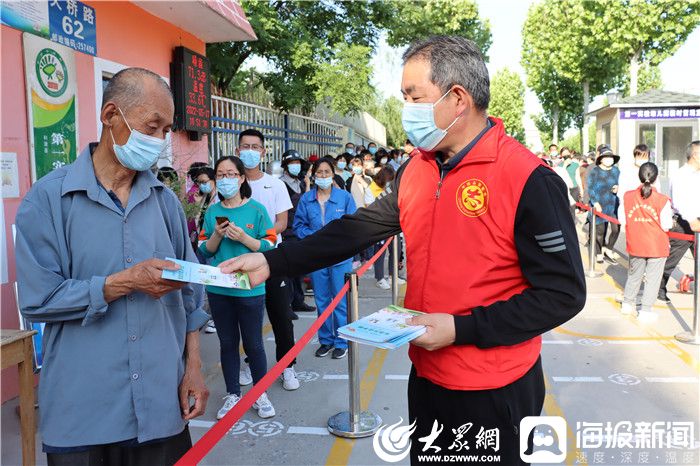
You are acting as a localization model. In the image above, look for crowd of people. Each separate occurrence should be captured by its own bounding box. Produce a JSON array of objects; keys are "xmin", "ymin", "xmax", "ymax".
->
[
  {"xmin": 12, "ymin": 35, "xmax": 698, "ymax": 464},
  {"xmin": 536, "ymin": 141, "xmax": 700, "ymax": 322},
  {"xmin": 181, "ymin": 133, "xmax": 417, "ymax": 420}
]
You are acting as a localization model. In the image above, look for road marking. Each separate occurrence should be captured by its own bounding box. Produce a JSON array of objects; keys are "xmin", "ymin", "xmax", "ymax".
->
[
  {"xmin": 645, "ymin": 377, "xmax": 699, "ymax": 383},
  {"xmin": 554, "ymin": 326, "xmax": 675, "ymax": 341},
  {"xmin": 298, "ymin": 314, "xmax": 318, "ymax": 319},
  {"xmin": 543, "ymin": 340, "xmax": 574, "ymax": 344},
  {"xmin": 552, "ymin": 376, "xmax": 604, "ymax": 383},
  {"xmin": 543, "ymin": 373, "xmax": 585, "ymax": 465},
  {"xmin": 385, "ymin": 374, "xmax": 409, "ymax": 380},
  {"xmin": 604, "ymin": 297, "xmax": 700, "ymax": 374},
  {"xmin": 189, "ymin": 420, "xmax": 216, "ymax": 429},
  {"xmin": 287, "ymin": 426, "xmax": 331, "ymax": 436},
  {"xmin": 325, "ymin": 348, "xmax": 389, "ymax": 466},
  {"xmin": 323, "ymin": 374, "xmax": 349, "ymax": 380}
]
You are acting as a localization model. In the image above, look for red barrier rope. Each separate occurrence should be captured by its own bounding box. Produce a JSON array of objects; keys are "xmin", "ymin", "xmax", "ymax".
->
[
  {"xmin": 575, "ymin": 202, "xmax": 695, "ymax": 242},
  {"xmin": 176, "ymin": 238, "xmax": 395, "ymax": 465}
]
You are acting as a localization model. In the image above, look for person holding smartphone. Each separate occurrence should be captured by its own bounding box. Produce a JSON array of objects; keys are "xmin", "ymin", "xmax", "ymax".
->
[{"xmin": 199, "ymin": 156, "xmax": 278, "ymax": 420}]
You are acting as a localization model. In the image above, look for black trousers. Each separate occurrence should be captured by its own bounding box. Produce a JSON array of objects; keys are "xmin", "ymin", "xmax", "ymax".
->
[
  {"xmin": 265, "ymin": 275, "xmax": 296, "ymax": 367},
  {"xmin": 408, "ymin": 357, "xmax": 545, "ymax": 465},
  {"xmin": 283, "ymin": 236, "xmax": 307, "ymax": 311},
  {"xmin": 47, "ymin": 427, "xmax": 191, "ymax": 466},
  {"xmin": 595, "ymin": 221, "xmax": 620, "ymax": 253},
  {"xmin": 660, "ymin": 216, "xmax": 696, "ymax": 294}
]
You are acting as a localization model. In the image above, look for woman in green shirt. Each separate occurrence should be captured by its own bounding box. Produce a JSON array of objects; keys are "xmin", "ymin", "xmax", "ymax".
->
[{"xmin": 199, "ymin": 156, "xmax": 277, "ymax": 420}]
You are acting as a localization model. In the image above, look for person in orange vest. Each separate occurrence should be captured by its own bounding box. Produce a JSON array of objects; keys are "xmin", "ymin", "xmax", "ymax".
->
[
  {"xmin": 220, "ymin": 35, "xmax": 586, "ymax": 465},
  {"xmin": 621, "ymin": 162, "xmax": 673, "ymax": 323}
]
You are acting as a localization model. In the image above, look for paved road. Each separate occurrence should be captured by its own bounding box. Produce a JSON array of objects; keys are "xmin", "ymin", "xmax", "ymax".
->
[{"xmin": 2, "ymin": 221, "xmax": 698, "ymax": 466}]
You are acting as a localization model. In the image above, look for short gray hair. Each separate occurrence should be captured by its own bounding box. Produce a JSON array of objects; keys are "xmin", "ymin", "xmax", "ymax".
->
[
  {"xmin": 402, "ymin": 35, "xmax": 490, "ymax": 111},
  {"xmin": 102, "ymin": 67, "xmax": 172, "ymax": 110},
  {"xmin": 687, "ymin": 140, "xmax": 700, "ymax": 160}
]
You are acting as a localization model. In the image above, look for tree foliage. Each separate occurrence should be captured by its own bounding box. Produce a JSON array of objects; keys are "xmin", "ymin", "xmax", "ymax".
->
[
  {"xmin": 619, "ymin": 64, "xmax": 663, "ymax": 97},
  {"xmin": 208, "ymin": 0, "xmax": 492, "ymax": 115},
  {"xmin": 368, "ymin": 96, "xmax": 406, "ymax": 148},
  {"xmin": 488, "ymin": 68, "xmax": 525, "ymax": 143}
]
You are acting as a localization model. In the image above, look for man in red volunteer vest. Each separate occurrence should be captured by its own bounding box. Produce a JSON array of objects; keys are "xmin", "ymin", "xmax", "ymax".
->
[{"xmin": 221, "ymin": 36, "xmax": 586, "ymax": 465}]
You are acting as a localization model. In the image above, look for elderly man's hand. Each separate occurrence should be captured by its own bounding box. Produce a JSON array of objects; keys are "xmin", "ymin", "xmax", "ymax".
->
[
  {"xmin": 406, "ymin": 313, "xmax": 456, "ymax": 351},
  {"xmin": 129, "ymin": 258, "xmax": 186, "ymax": 299},
  {"xmin": 179, "ymin": 364, "xmax": 209, "ymax": 421},
  {"xmin": 219, "ymin": 253, "xmax": 271, "ymax": 287}
]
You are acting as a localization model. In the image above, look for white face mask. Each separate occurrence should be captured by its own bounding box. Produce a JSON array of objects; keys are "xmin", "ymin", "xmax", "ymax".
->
[
  {"xmin": 601, "ymin": 157, "xmax": 614, "ymax": 167},
  {"xmin": 634, "ymin": 158, "xmax": 649, "ymax": 167}
]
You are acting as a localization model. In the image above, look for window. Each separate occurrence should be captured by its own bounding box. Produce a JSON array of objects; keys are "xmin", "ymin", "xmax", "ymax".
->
[{"xmin": 602, "ymin": 123, "xmax": 611, "ymax": 145}]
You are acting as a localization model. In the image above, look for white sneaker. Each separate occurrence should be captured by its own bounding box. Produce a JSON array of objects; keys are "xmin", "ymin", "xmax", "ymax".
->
[
  {"xmin": 204, "ymin": 320, "xmax": 217, "ymax": 334},
  {"xmin": 620, "ymin": 303, "xmax": 635, "ymax": 315},
  {"xmin": 281, "ymin": 367, "xmax": 300, "ymax": 391},
  {"xmin": 376, "ymin": 278, "xmax": 391, "ymax": 290},
  {"xmin": 239, "ymin": 364, "xmax": 253, "ymax": 386},
  {"xmin": 253, "ymin": 392, "xmax": 275, "ymax": 418},
  {"xmin": 614, "ymin": 293, "xmax": 624, "ymax": 303},
  {"xmin": 217, "ymin": 393, "xmax": 241, "ymax": 420},
  {"xmin": 636, "ymin": 311, "xmax": 658, "ymax": 324},
  {"xmin": 392, "ymin": 276, "xmax": 406, "ymax": 285}
]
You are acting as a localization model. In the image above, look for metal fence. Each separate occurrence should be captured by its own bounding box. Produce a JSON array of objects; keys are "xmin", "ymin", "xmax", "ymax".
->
[{"xmin": 210, "ymin": 95, "xmax": 345, "ymax": 170}]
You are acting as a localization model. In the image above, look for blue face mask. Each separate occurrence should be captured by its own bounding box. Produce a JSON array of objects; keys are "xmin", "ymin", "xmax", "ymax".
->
[
  {"xmin": 288, "ymin": 163, "xmax": 301, "ymax": 176},
  {"xmin": 345, "ymin": 148, "xmax": 354, "ymax": 155},
  {"xmin": 217, "ymin": 177, "xmax": 240, "ymax": 199},
  {"xmin": 368, "ymin": 147, "xmax": 377, "ymax": 155},
  {"xmin": 110, "ymin": 108, "xmax": 168, "ymax": 171},
  {"xmin": 352, "ymin": 166, "xmax": 363, "ymax": 175},
  {"xmin": 337, "ymin": 161, "xmax": 347, "ymax": 170},
  {"xmin": 401, "ymin": 88, "xmax": 461, "ymax": 151},
  {"xmin": 239, "ymin": 149, "xmax": 261, "ymax": 169},
  {"xmin": 199, "ymin": 182, "xmax": 212, "ymax": 194},
  {"xmin": 315, "ymin": 176, "xmax": 333, "ymax": 190}
]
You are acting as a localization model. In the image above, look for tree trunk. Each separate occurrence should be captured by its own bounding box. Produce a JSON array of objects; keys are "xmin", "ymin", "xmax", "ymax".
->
[
  {"xmin": 629, "ymin": 49, "xmax": 641, "ymax": 97},
  {"xmin": 552, "ymin": 106, "xmax": 560, "ymax": 145},
  {"xmin": 582, "ymin": 80, "xmax": 590, "ymax": 153}
]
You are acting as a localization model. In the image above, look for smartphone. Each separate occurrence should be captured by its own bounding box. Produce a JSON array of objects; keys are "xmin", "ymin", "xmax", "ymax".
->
[{"xmin": 216, "ymin": 216, "xmax": 229, "ymax": 226}]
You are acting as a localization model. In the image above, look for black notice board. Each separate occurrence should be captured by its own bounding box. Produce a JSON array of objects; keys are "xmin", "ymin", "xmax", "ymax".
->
[{"xmin": 171, "ymin": 46, "xmax": 212, "ymax": 141}]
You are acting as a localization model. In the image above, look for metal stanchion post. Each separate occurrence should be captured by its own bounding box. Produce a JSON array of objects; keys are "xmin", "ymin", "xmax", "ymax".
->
[
  {"xmin": 391, "ymin": 236, "xmax": 399, "ymax": 306},
  {"xmin": 586, "ymin": 210, "xmax": 603, "ymax": 278},
  {"xmin": 328, "ymin": 273, "xmax": 382, "ymax": 437},
  {"xmin": 675, "ymin": 232, "xmax": 700, "ymax": 345}
]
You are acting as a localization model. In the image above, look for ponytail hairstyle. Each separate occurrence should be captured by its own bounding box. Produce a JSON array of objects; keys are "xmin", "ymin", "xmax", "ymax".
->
[{"xmin": 638, "ymin": 162, "xmax": 658, "ymax": 199}]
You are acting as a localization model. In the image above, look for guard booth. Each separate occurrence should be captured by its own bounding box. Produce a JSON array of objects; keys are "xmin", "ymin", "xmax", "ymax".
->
[{"xmin": 590, "ymin": 89, "xmax": 700, "ymax": 191}]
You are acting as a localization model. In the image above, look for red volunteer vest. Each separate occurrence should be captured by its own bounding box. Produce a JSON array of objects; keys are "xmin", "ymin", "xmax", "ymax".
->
[
  {"xmin": 399, "ymin": 118, "xmax": 545, "ymax": 390},
  {"xmin": 623, "ymin": 187, "xmax": 670, "ymax": 258}
]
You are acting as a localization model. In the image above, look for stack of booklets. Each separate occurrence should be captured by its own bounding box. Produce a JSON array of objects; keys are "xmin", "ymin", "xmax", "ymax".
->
[
  {"xmin": 161, "ymin": 258, "xmax": 251, "ymax": 289},
  {"xmin": 338, "ymin": 305, "xmax": 426, "ymax": 349}
]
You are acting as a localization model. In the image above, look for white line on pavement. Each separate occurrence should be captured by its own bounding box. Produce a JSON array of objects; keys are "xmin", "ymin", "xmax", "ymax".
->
[
  {"xmin": 645, "ymin": 377, "xmax": 699, "ymax": 383},
  {"xmin": 385, "ymin": 375, "xmax": 410, "ymax": 380},
  {"xmin": 298, "ymin": 314, "xmax": 317, "ymax": 319},
  {"xmin": 552, "ymin": 376, "xmax": 605, "ymax": 382},
  {"xmin": 287, "ymin": 426, "xmax": 330, "ymax": 436},
  {"xmin": 323, "ymin": 374, "xmax": 349, "ymax": 380},
  {"xmin": 542, "ymin": 340, "xmax": 574, "ymax": 345},
  {"xmin": 189, "ymin": 420, "xmax": 216, "ymax": 429}
]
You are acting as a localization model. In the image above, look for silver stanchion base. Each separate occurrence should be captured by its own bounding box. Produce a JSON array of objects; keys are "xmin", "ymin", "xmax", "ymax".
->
[
  {"xmin": 328, "ymin": 411, "xmax": 382, "ymax": 438},
  {"xmin": 675, "ymin": 331, "xmax": 700, "ymax": 345},
  {"xmin": 586, "ymin": 270, "xmax": 603, "ymax": 278}
]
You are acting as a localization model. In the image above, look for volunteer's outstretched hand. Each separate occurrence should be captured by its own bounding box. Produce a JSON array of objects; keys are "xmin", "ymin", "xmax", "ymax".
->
[
  {"xmin": 219, "ymin": 253, "xmax": 271, "ymax": 287},
  {"xmin": 407, "ymin": 313, "xmax": 456, "ymax": 351}
]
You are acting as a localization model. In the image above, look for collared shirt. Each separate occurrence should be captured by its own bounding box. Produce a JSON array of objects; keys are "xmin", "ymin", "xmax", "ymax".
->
[
  {"xmin": 670, "ymin": 163, "xmax": 700, "ymax": 221},
  {"xmin": 15, "ymin": 145, "xmax": 209, "ymax": 448}
]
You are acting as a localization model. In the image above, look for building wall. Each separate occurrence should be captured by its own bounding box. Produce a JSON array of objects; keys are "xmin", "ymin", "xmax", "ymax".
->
[{"xmin": 1, "ymin": 1, "xmax": 209, "ymax": 403}]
